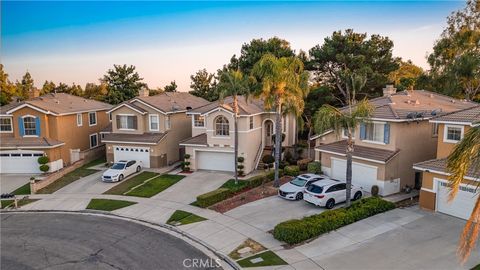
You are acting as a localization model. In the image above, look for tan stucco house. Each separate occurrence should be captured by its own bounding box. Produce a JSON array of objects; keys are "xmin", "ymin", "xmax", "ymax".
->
[
  {"xmin": 180, "ymin": 96, "xmax": 297, "ymax": 175},
  {"xmin": 414, "ymin": 105, "xmax": 479, "ymax": 220},
  {"xmin": 311, "ymin": 85, "xmax": 477, "ymax": 196},
  {"xmin": 0, "ymin": 92, "xmax": 112, "ymax": 173},
  {"xmin": 102, "ymin": 90, "xmax": 209, "ymax": 168}
]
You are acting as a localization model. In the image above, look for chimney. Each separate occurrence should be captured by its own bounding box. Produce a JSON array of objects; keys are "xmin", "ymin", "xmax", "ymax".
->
[
  {"xmin": 29, "ymin": 88, "xmax": 40, "ymax": 99},
  {"xmin": 138, "ymin": 87, "xmax": 149, "ymax": 97},
  {"xmin": 383, "ymin": 85, "xmax": 397, "ymax": 97}
]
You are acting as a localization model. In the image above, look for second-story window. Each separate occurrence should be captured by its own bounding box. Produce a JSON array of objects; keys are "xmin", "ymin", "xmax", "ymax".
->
[
  {"xmin": 117, "ymin": 115, "xmax": 136, "ymax": 130},
  {"xmin": 149, "ymin": 115, "xmax": 159, "ymax": 131},
  {"xmin": 89, "ymin": 112, "xmax": 97, "ymax": 126},
  {"xmin": 194, "ymin": 115, "xmax": 205, "ymax": 127},
  {"xmin": 165, "ymin": 116, "xmax": 171, "ymax": 130},
  {"xmin": 444, "ymin": 125, "xmax": 463, "ymax": 143},
  {"xmin": 77, "ymin": 113, "xmax": 83, "ymax": 126},
  {"xmin": 364, "ymin": 122, "xmax": 384, "ymax": 142},
  {"xmin": 215, "ymin": 116, "xmax": 229, "ymax": 136},
  {"xmin": 0, "ymin": 117, "xmax": 12, "ymax": 132},
  {"xmin": 23, "ymin": 116, "xmax": 37, "ymax": 136},
  {"xmin": 432, "ymin": 123, "xmax": 439, "ymax": 137},
  {"xmin": 249, "ymin": 116, "xmax": 254, "ymax": 129}
]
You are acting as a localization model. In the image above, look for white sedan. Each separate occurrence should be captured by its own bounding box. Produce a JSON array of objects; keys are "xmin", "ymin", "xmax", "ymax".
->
[
  {"xmin": 102, "ymin": 160, "xmax": 142, "ymax": 182},
  {"xmin": 303, "ymin": 179, "xmax": 363, "ymax": 209},
  {"xmin": 278, "ymin": 174, "xmax": 328, "ymax": 200}
]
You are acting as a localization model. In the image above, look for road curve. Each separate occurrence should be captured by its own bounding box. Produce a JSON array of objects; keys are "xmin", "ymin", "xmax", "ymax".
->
[{"xmin": 1, "ymin": 213, "xmax": 221, "ymax": 270}]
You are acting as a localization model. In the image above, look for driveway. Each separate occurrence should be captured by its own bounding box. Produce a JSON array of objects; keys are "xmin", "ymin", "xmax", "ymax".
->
[
  {"xmin": 0, "ymin": 174, "xmax": 36, "ymax": 193},
  {"xmin": 53, "ymin": 169, "xmax": 116, "ymax": 195},
  {"xmin": 153, "ymin": 170, "xmax": 232, "ymax": 204}
]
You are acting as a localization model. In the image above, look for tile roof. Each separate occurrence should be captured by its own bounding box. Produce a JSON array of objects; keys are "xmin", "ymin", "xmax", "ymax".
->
[
  {"xmin": 316, "ymin": 140, "xmax": 400, "ymax": 163},
  {"xmin": 0, "ymin": 137, "xmax": 65, "ymax": 149},
  {"xmin": 134, "ymin": 92, "xmax": 209, "ymax": 113},
  {"xmin": 414, "ymin": 158, "xmax": 479, "ymax": 179},
  {"xmin": 189, "ymin": 96, "xmax": 271, "ymax": 115},
  {"xmin": 179, "ymin": 133, "xmax": 207, "ymax": 146},
  {"xmin": 102, "ymin": 132, "xmax": 166, "ymax": 144},
  {"xmin": 431, "ymin": 105, "xmax": 480, "ymax": 125}
]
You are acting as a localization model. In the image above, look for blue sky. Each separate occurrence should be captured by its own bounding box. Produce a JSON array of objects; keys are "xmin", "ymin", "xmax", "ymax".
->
[{"xmin": 1, "ymin": 1, "xmax": 464, "ymax": 90}]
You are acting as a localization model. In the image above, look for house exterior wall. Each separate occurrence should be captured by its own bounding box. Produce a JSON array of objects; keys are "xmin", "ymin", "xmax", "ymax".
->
[
  {"xmin": 164, "ymin": 112, "xmax": 192, "ymax": 164},
  {"xmin": 436, "ymin": 124, "xmax": 471, "ymax": 159},
  {"xmin": 111, "ymin": 106, "xmax": 146, "ymax": 134}
]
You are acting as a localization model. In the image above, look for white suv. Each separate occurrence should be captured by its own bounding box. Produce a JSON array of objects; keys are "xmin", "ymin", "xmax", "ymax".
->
[
  {"xmin": 102, "ymin": 160, "xmax": 142, "ymax": 182},
  {"xmin": 303, "ymin": 180, "xmax": 363, "ymax": 209},
  {"xmin": 278, "ymin": 174, "xmax": 328, "ymax": 200}
]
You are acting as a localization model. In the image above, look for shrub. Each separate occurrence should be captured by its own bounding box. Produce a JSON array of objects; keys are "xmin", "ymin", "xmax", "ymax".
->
[
  {"xmin": 238, "ymin": 170, "xmax": 244, "ymax": 176},
  {"xmin": 262, "ymin": 155, "xmax": 274, "ymax": 165},
  {"xmin": 273, "ymin": 197, "xmax": 395, "ymax": 245},
  {"xmin": 263, "ymin": 164, "xmax": 269, "ymax": 170},
  {"xmin": 37, "ymin": 156, "xmax": 49, "ymax": 165},
  {"xmin": 284, "ymin": 151, "xmax": 294, "ymax": 164},
  {"xmin": 39, "ymin": 164, "xmax": 50, "ymax": 172},
  {"xmin": 184, "ymin": 154, "xmax": 191, "ymax": 159},
  {"xmin": 371, "ymin": 185, "xmax": 379, "ymax": 196},
  {"xmin": 284, "ymin": 165, "xmax": 300, "ymax": 176},
  {"xmin": 297, "ymin": 158, "xmax": 312, "ymax": 171},
  {"xmin": 307, "ymin": 162, "xmax": 321, "ymax": 174},
  {"xmin": 184, "ymin": 161, "xmax": 191, "ymax": 166},
  {"xmin": 279, "ymin": 160, "xmax": 288, "ymax": 169},
  {"xmin": 237, "ymin": 156, "xmax": 245, "ymax": 163},
  {"xmin": 237, "ymin": 164, "xmax": 244, "ymax": 170},
  {"xmin": 196, "ymin": 188, "xmax": 232, "ymax": 208}
]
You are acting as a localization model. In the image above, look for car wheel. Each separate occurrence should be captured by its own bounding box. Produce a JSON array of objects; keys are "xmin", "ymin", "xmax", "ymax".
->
[
  {"xmin": 136, "ymin": 166, "xmax": 141, "ymax": 173},
  {"xmin": 354, "ymin": 191, "xmax": 362, "ymax": 201},
  {"xmin": 119, "ymin": 174, "xmax": 124, "ymax": 181},
  {"xmin": 295, "ymin": 192, "xmax": 303, "ymax": 200},
  {"xmin": 325, "ymin": 199, "xmax": 335, "ymax": 209}
]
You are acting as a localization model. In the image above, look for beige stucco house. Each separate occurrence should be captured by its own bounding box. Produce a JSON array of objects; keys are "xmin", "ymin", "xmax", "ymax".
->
[
  {"xmin": 102, "ymin": 90, "xmax": 209, "ymax": 168},
  {"xmin": 311, "ymin": 85, "xmax": 477, "ymax": 196},
  {"xmin": 180, "ymin": 96, "xmax": 297, "ymax": 175},
  {"xmin": 414, "ymin": 105, "xmax": 479, "ymax": 220}
]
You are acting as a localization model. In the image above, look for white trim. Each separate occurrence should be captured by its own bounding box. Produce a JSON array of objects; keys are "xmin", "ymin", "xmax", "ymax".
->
[
  {"xmin": 211, "ymin": 136, "xmax": 231, "ymax": 139},
  {"xmin": 430, "ymin": 120, "xmax": 475, "ymax": 126},
  {"xmin": 129, "ymin": 99, "xmax": 166, "ymax": 115},
  {"xmin": 0, "ymin": 116, "xmax": 13, "ymax": 133},
  {"xmin": 179, "ymin": 143, "xmax": 207, "ymax": 147},
  {"xmin": 88, "ymin": 112, "xmax": 97, "ymax": 126},
  {"xmin": 310, "ymin": 130, "xmax": 333, "ymax": 141},
  {"xmin": 149, "ymin": 114, "xmax": 160, "ymax": 131},
  {"xmin": 76, "ymin": 113, "xmax": 83, "ymax": 127},
  {"xmin": 193, "ymin": 149, "xmax": 235, "ymax": 159},
  {"xmin": 361, "ymin": 139, "xmax": 386, "ymax": 145},
  {"xmin": 421, "ymin": 187, "xmax": 435, "ymax": 193},
  {"xmin": 56, "ymin": 109, "xmax": 110, "ymax": 116},
  {"xmin": 106, "ymin": 103, "xmax": 147, "ymax": 115},
  {"xmin": 319, "ymin": 149, "xmax": 390, "ymax": 165},
  {"xmin": 0, "ymin": 143, "xmax": 65, "ymax": 149},
  {"xmin": 6, "ymin": 104, "xmax": 53, "ymax": 115},
  {"xmin": 368, "ymin": 117, "xmax": 431, "ymax": 123},
  {"xmin": 89, "ymin": 133, "xmax": 99, "ymax": 149},
  {"xmin": 413, "ymin": 166, "xmax": 479, "ymax": 182},
  {"xmin": 21, "ymin": 114, "xmax": 37, "ymax": 118},
  {"xmin": 166, "ymin": 110, "xmax": 187, "ymax": 115},
  {"xmin": 203, "ymin": 107, "xmax": 234, "ymax": 117},
  {"xmin": 443, "ymin": 124, "xmax": 464, "ymax": 144},
  {"xmin": 165, "ymin": 115, "xmax": 171, "ymax": 130},
  {"xmin": 101, "ymin": 140, "xmax": 158, "ymax": 145},
  {"xmin": 117, "ymin": 114, "xmax": 137, "ymax": 130},
  {"xmin": 331, "ymin": 156, "xmax": 380, "ymax": 169},
  {"xmin": 192, "ymin": 114, "xmax": 205, "ymax": 128}
]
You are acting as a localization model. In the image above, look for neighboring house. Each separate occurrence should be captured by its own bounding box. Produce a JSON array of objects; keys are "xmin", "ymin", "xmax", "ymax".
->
[
  {"xmin": 311, "ymin": 85, "xmax": 477, "ymax": 196},
  {"xmin": 414, "ymin": 105, "xmax": 480, "ymax": 220},
  {"xmin": 102, "ymin": 90, "xmax": 209, "ymax": 168},
  {"xmin": 0, "ymin": 92, "xmax": 112, "ymax": 173},
  {"xmin": 180, "ymin": 96, "xmax": 297, "ymax": 175}
]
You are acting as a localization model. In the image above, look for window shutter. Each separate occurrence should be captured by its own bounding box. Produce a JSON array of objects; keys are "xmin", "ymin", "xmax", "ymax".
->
[
  {"xmin": 384, "ymin": 123, "xmax": 390, "ymax": 144},
  {"xmin": 116, "ymin": 115, "xmax": 120, "ymax": 129},
  {"xmin": 133, "ymin": 116, "xmax": 138, "ymax": 129},
  {"xmin": 360, "ymin": 123, "xmax": 366, "ymax": 140},
  {"xmin": 18, "ymin": 117, "xmax": 25, "ymax": 136},
  {"xmin": 35, "ymin": 117, "xmax": 41, "ymax": 136}
]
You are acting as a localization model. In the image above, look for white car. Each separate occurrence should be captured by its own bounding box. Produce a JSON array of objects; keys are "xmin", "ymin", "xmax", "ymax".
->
[
  {"xmin": 303, "ymin": 179, "xmax": 363, "ymax": 209},
  {"xmin": 102, "ymin": 160, "xmax": 142, "ymax": 182},
  {"xmin": 278, "ymin": 174, "xmax": 328, "ymax": 200}
]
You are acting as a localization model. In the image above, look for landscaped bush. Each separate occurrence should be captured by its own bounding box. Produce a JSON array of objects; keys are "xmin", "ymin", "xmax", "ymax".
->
[
  {"xmin": 371, "ymin": 185, "xmax": 379, "ymax": 196},
  {"xmin": 39, "ymin": 164, "xmax": 50, "ymax": 172},
  {"xmin": 296, "ymin": 158, "xmax": 312, "ymax": 171},
  {"xmin": 307, "ymin": 162, "xmax": 321, "ymax": 174},
  {"xmin": 284, "ymin": 165, "xmax": 300, "ymax": 176},
  {"xmin": 273, "ymin": 197, "xmax": 395, "ymax": 245},
  {"xmin": 196, "ymin": 188, "xmax": 232, "ymax": 208},
  {"xmin": 237, "ymin": 156, "xmax": 245, "ymax": 163},
  {"xmin": 37, "ymin": 156, "xmax": 49, "ymax": 164}
]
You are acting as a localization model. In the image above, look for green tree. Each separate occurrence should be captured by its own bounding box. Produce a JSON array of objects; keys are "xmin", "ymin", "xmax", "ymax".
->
[
  {"xmin": 164, "ymin": 80, "xmax": 178, "ymax": 92},
  {"xmin": 308, "ymin": 29, "xmax": 400, "ymax": 102},
  {"xmin": 0, "ymin": 64, "xmax": 17, "ymax": 105},
  {"xmin": 101, "ymin": 64, "xmax": 146, "ymax": 104},
  {"xmin": 388, "ymin": 60, "xmax": 424, "ymax": 91},
  {"xmin": 189, "ymin": 69, "xmax": 219, "ymax": 101},
  {"xmin": 452, "ymin": 52, "xmax": 480, "ymax": 100},
  {"xmin": 252, "ymin": 54, "xmax": 309, "ymax": 187},
  {"xmin": 217, "ymin": 70, "xmax": 251, "ymax": 184},
  {"xmin": 313, "ymin": 72, "xmax": 374, "ymax": 207},
  {"xmin": 84, "ymin": 83, "xmax": 108, "ymax": 100},
  {"xmin": 41, "ymin": 81, "xmax": 56, "ymax": 95},
  {"xmin": 16, "ymin": 71, "xmax": 34, "ymax": 100}
]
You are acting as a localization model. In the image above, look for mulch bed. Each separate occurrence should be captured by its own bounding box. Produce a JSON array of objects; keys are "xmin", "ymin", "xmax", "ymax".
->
[{"xmin": 210, "ymin": 175, "xmax": 293, "ymax": 213}]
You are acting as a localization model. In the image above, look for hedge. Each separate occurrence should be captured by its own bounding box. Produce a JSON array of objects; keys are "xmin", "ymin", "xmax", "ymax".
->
[
  {"xmin": 284, "ymin": 165, "xmax": 300, "ymax": 176},
  {"xmin": 196, "ymin": 188, "xmax": 232, "ymax": 208},
  {"xmin": 273, "ymin": 197, "xmax": 395, "ymax": 245},
  {"xmin": 307, "ymin": 162, "xmax": 321, "ymax": 174}
]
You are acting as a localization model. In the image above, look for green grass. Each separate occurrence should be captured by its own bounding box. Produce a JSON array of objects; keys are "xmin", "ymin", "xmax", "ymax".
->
[
  {"xmin": 237, "ymin": 251, "xmax": 287, "ymax": 268},
  {"xmin": 12, "ymin": 183, "xmax": 31, "ymax": 195},
  {"xmin": 221, "ymin": 179, "xmax": 249, "ymax": 193},
  {"xmin": 471, "ymin": 264, "xmax": 480, "ymax": 270},
  {"xmin": 86, "ymin": 199, "xmax": 136, "ymax": 211},
  {"xmin": 1, "ymin": 200, "xmax": 13, "ymax": 209},
  {"xmin": 103, "ymin": 171, "xmax": 159, "ymax": 195},
  {"xmin": 1, "ymin": 199, "xmax": 39, "ymax": 209},
  {"xmin": 166, "ymin": 210, "xmax": 207, "ymax": 226},
  {"xmin": 83, "ymin": 157, "xmax": 107, "ymax": 168},
  {"xmin": 126, "ymin": 174, "xmax": 185, "ymax": 197}
]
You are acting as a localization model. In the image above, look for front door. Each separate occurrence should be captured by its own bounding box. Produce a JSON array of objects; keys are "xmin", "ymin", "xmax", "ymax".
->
[{"xmin": 264, "ymin": 120, "xmax": 274, "ymax": 147}]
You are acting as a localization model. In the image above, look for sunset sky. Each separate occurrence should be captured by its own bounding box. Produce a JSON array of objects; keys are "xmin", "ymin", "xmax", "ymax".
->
[{"xmin": 1, "ymin": 1, "xmax": 464, "ymax": 90}]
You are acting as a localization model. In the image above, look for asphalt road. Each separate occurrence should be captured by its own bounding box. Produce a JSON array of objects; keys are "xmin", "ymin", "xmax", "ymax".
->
[{"xmin": 1, "ymin": 213, "xmax": 222, "ymax": 270}]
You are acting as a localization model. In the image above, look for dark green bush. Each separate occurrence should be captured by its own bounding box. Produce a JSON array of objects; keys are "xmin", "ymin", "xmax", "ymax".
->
[
  {"xmin": 237, "ymin": 156, "xmax": 245, "ymax": 163},
  {"xmin": 184, "ymin": 154, "xmax": 191, "ymax": 159},
  {"xmin": 279, "ymin": 160, "xmax": 288, "ymax": 169},
  {"xmin": 39, "ymin": 164, "xmax": 50, "ymax": 172},
  {"xmin": 371, "ymin": 185, "xmax": 379, "ymax": 196},
  {"xmin": 196, "ymin": 188, "xmax": 232, "ymax": 208},
  {"xmin": 262, "ymin": 155, "xmax": 275, "ymax": 164},
  {"xmin": 273, "ymin": 197, "xmax": 395, "ymax": 245},
  {"xmin": 237, "ymin": 164, "xmax": 244, "ymax": 170},
  {"xmin": 297, "ymin": 158, "xmax": 312, "ymax": 171},
  {"xmin": 307, "ymin": 162, "xmax": 321, "ymax": 174},
  {"xmin": 284, "ymin": 165, "xmax": 300, "ymax": 176},
  {"xmin": 38, "ymin": 156, "xmax": 49, "ymax": 165}
]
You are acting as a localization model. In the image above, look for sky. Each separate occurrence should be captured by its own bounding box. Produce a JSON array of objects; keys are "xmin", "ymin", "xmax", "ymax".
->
[{"xmin": 1, "ymin": 1, "xmax": 464, "ymax": 91}]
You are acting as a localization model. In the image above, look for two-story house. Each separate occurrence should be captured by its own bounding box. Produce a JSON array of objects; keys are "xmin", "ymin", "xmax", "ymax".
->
[
  {"xmin": 0, "ymin": 92, "xmax": 112, "ymax": 173},
  {"xmin": 101, "ymin": 90, "xmax": 209, "ymax": 168},
  {"xmin": 414, "ymin": 105, "xmax": 480, "ymax": 220},
  {"xmin": 180, "ymin": 96, "xmax": 297, "ymax": 175},
  {"xmin": 312, "ymin": 85, "xmax": 476, "ymax": 196}
]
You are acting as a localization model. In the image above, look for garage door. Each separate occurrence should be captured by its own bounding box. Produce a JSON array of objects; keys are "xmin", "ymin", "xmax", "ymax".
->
[
  {"xmin": 196, "ymin": 151, "xmax": 235, "ymax": 172},
  {"xmin": 331, "ymin": 158, "xmax": 378, "ymax": 191},
  {"xmin": 114, "ymin": 146, "xmax": 150, "ymax": 168},
  {"xmin": 0, "ymin": 151, "xmax": 44, "ymax": 173},
  {"xmin": 437, "ymin": 180, "xmax": 478, "ymax": 220}
]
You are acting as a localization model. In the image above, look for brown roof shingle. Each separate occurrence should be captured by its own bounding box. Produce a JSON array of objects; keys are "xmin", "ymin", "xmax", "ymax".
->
[
  {"xmin": 431, "ymin": 105, "xmax": 480, "ymax": 125},
  {"xmin": 189, "ymin": 96, "xmax": 271, "ymax": 115},
  {"xmin": 135, "ymin": 92, "xmax": 209, "ymax": 113},
  {"xmin": 316, "ymin": 140, "xmax": 400, "ymax": 163},
  {"xmin": 0, "ymin": 137, "xmax": 64, "ymax": 149},
  {"xmin": 102, "ymin": 133, "xmax": 166, "ymax": 144},
  {"xmin": 414, "ymin": 158, "xmax": 479, "ymax": 179},
  {"xmin": 179, "ymin": 133, "xmax": 207, "ymax": 146}
]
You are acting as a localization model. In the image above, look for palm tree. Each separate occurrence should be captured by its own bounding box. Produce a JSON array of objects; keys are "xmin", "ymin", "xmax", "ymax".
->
[
  {"xmin": 217, "ymin": 70, "xmax": 250, "ymax": 184},
  {"xmin": 313, "ymin": 72, "xmax": 374, "ymax": 207},
  {"xmin": 252, "ymin": 54, "xmax": 309, "ymax": 187},
  {"xmin": 446, "ymin": 126, "xmax": 480, "ymax": 262}
]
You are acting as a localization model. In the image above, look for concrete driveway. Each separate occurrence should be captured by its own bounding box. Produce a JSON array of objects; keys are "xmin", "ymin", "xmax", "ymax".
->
[
  {"xmin": 53, "ymin": 169, "xmax": 115, "ymax": 195},
  {"xmin": 0, "ymin": 174, "xmax": 36, "ymax": 193},
  {"xmin": 153, "ymin": 170, "xmax": 232, "ymax": 204}
]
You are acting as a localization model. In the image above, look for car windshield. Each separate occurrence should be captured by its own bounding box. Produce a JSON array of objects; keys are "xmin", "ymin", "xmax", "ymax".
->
[
  {"xmin": 111, "ymin": 163, "xmax": 126, "ymax": 170},
  {"xmin": 290, "ymin": 177, "xmax": 307, "ymax": 187},
  {"xmin": 307, "ymin": 185, "xmax": 323, "ymax": 194}
]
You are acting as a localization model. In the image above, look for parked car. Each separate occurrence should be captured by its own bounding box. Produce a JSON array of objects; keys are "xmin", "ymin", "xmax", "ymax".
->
[
  {"xmin": 278, "ymin": 173, "xmax": 328, "ymax": 200},
  {"xmin": 102, "ymin": 160, "xmax": 142, "ymax": 182},
  {"xmin": 303, "ymin": 179, "xmax": 363, "ymax": 209}
]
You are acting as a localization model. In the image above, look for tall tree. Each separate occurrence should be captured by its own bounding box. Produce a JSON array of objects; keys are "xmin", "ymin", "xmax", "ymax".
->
[
  {"xmin": 164, "ymin": 80, "xmax": 178, "ymax": 92},
  {"xmin": 84, "ymin": 82, "xmax": 108, "ymax": 100},
  {"xmin": 252, "ymin": 54, "xmax": 309, "ymax": 187},
  {"xmin": 452, "ymin": 52, "xmax": 480, "ymax": 100},
  {"xmin": 101, "ymin": 64, "xmax": 146, "ymax": 105},
  {"xmin": 189, "ymin": 69, "xmax": 219, "ymax": 101},
  {"xmin": 16, "ymin": 71, "xmax": 34, "ymax": 100},
  {"xmin": 217, "ymin": 70, "xmax": 251, "ymax": 184},
  {"xmin": 41, "ymin": 81, "xmax": 56, "ymax": 95},
  {"xmin": 308, "ymin": 29, "xmax": 399, "ymax": 102},
  {"xmin": 0, "ymin": 64, "xmax": 17, "ymax": 105},
  {"xmin": 388, "ymin": 60, "xmax": 424, "ymax": 91}
]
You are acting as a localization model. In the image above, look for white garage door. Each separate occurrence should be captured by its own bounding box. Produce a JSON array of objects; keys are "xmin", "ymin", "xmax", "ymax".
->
[
  {"xmin": 437, "ymin": 180, "xmax": 478, "ymax": 220},
  {"xmin": 196, "ymin": 151, "xmax": 235, "ymax": 172},
  {"xmin": 0, "ymin": 150, "xmax": 44, "ymax": 173},
  {"xmin": 114, "ymin": 146, "xmax": 150, "ymax": 168},
  {"xmin": 331, "ymin": 158, "xmax": 378, "ymax": 191}
]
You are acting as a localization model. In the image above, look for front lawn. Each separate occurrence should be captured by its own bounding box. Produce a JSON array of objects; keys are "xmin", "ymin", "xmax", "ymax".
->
[
  {"xmin": 1, "ymin": 198, "xmax": 39, "ymax": 209},
  {"xmin": 103, "ymin": 171, "xmax": 159, "ymax": 195},
  {"xmin": 166, "ymin": 210, "xmax": 206, "ymax": 226},
  {"xmin": 237, "ymin": 251, "xmax": 287, "ymax": 268},
  {"xmin": 86, "ymin": 199, "xmax": 136, "ymax": 211},
  {"xmin": 12, "ymin": 183, "xmax": 31, "ymax": 195},
  {"xmin": 1, "ymin": 200, "xmax": 13, "ymax": 209},
  {"xmin": 125, "ymin": 174, "xmax": 185, "ymax": 198}
]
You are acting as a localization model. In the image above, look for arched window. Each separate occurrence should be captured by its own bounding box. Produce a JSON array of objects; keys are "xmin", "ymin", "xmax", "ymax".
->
[{"xmin": 215, "ymin": 116, "xmax": 229, "ymax": 136}]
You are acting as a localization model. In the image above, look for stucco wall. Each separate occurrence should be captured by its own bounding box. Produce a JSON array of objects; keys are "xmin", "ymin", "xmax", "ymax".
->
[
  {"xmin": 436, "ymin": 124, "xmax": 471, "ymax": 159},
  {"xmin": 164, "ymin": 112, "xmax": 192, "ymax": 164}
]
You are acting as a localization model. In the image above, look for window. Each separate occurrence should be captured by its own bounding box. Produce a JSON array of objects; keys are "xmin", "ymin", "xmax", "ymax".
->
[
  {"xmin": 165, "ymin": 116, "xmax": 171, "ymax": 130},
  {"xmin": 0, "ymin": 117, "xmax": 12, "ymax": 132},
  {"xmin": 444, "ymin": 125, "xmax": 463, "ymax": 143},
  {"xmin": 249, "ymin": 116, "xmax": 254, "ymax": 129},
  {"xmin": 77, "ymin": 113, "xmax": 83, "ymax": 126},
  {"xmin": 89, "ymin": 112, "xmax": 97, "ymax": 126},
  {"xmin": 109, "ymin": 113, "xmax": 112, "ymax": 121},
  {"xmin": 364, "ymin": 122, "xmax": 385, "ymax": 143},
  {"xmin": 432, "ymin": 123, "xmax": 439, "ymax": 137},
  {"xmin": 89, "ymin": 134, "xmax": 98, "ymax": 148},
  {"xmin": 118, "ymin": 115, "xmax": 135, "ymax": 130},
  {"xmin": 194, "ymin": 115, "xmax": 205, "ymax": 127},
  {"xmin": 23, "ymin": 116, "xmax": 37, "ymax": 136},
  {"xmin": 215, "ymin": 116, "xmax": 229, "ymax": 136},
  {"xmin": 149, "ymin": 115, "xmax": 159, "ymax": 131},
  {"xmin": 342, "ymin": 128, "xmax": 355, "ymax": 139}
]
